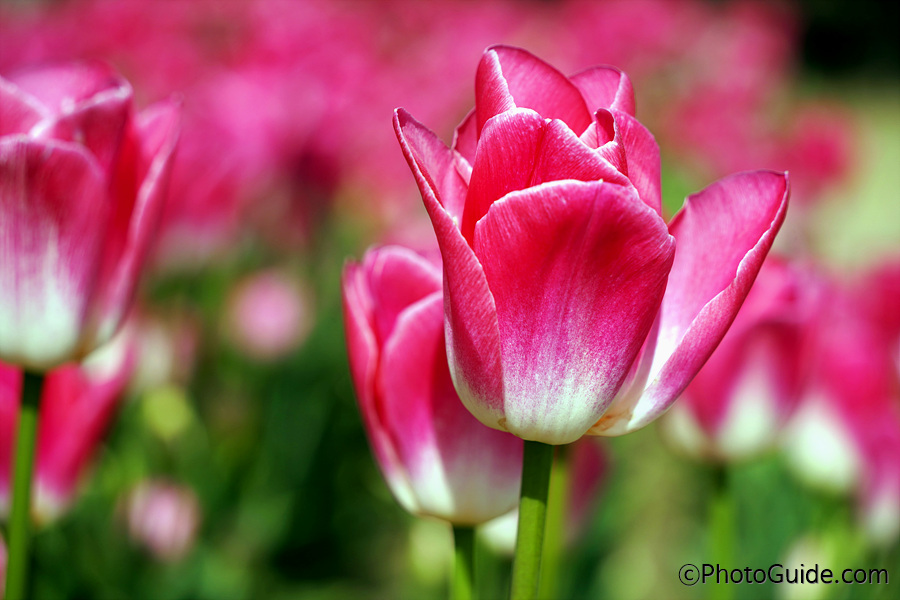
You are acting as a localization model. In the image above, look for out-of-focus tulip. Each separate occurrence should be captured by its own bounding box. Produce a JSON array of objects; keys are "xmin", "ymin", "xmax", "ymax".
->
[
  {"xmin": 0, "ymin": 328, "xmax": 134, "ymax": 523},
  {"xmin": 124, "ymin": 479, "xmax": 200, "ymax": 562},
  {"xmin": 395, "ymin": 45, "xmax": 788, "ymax": 444},
  {"xmin": 660, "ymin": 259, "xmax": 817, "ymax": 461},
  {"xmin": 0, "ymin": 61, "xmax": 178, "ymax": 370},
  {"xmin": 783, "ymin": 280, "xmax": 900, "ymax": 547},
  {"xmin": 342, "ymin": 245, "xmax": 522, "ymax": 525},
  {"xmin": 224, "ymin": 269, "xmax": 313, "ymax": 361}
]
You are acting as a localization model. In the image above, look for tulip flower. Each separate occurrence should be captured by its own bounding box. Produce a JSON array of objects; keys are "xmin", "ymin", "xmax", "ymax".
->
[
  {"xmin": 0, "ymin": 61, "xmax": 179, "ymax": 371},
  {"xmin": 124, "ymin": 479, "xmax": 201, "ymax": 562},
  {"xmin": 394, "ymin": 45, "xmax": 789, "ymax": 446},
  {"xmin": 660, "ymin": 258, "xmax": 817, "ymax": 462},
  {"xmin": 342, "ymin": 244, "xmax": 523, "ymax": 525},
  {"xmin": 0, "ymin": 328, "xmax": 133, "ymax": 523}
]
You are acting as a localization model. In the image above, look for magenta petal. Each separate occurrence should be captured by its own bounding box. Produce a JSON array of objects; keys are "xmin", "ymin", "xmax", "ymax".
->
[
  {"xmin": 341, "ymin": 261, "xmax": 417, "ymax": 510},
  {"xmin": 378, "ymin": 292, "xmax": 521, "ymax": 524},
  {"xmin": 474, "ymin": 181, "xmax": 675, "ymax": 444},
  {"xmin": 0, "ymin": 139, "xmax": 111, "ymax": 369},
  {"xmin": 7, "ymin": 62, "xmax": 122, "ymax": 115},
  {"xmin": 452, "ymin": 110, "xmax": 478, "ymax": 164},
  {"xmin": 393, "ymin": 108, "xmax": 469, "ymax": 224},
  {"xmin": 463, "ymin": 111, "xmax": 629, "ymax": 244},
  {"xmin": 0, "ymin": 77, "xmax": 46, "ymax": 136},
  {"xmin": 476, "ymin": 46, "xmax": 592, "ymax": 136},
  {"xmin": 394, "ymin": 110, "xmax": 505, "ymax": 429},
  {"xmin": 86, "ymin": 100, "xmax": 180, "ymax": 346},
  {"xmin": 613, "ymin": 110, "xmax": 662, "ymax": 216},
  {"xmin": 597, "ymin": 171, "xmax": 789, "ymax": 435},
  {"xmin": 363, "ymin": 245, "xmax": 441, "ymax": 345},
  {"xmin": 570, "ymin": 65, "xmax": 636, "ymax": 116}
]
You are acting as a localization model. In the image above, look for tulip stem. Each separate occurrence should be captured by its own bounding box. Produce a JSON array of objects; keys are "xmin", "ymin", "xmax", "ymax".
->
[
  {"xmin": 5, "ymin": 370, "xmax": 44, "ymax": 600},
  {"xmin": 510, "ymin": 440, "xmax": 555, "ymax": 600},
  {"xmin": 709, "ymin": 466, "xmax": 734, "ymax": 600},
  {"xmin": 452, "ymin": 525, "xmax": 476, "ymax": 600}
]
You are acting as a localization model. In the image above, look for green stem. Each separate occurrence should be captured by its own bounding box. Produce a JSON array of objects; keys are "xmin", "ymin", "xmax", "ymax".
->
[
  {"xmin": 538, "ymin": 444, "xmax": 570, "ymax": 600},
  {"xmin": 709, "ymin": 466, "xmax": 734, "ymax": 600},
  {"xmin": 510, "ymin": 441, "xmax": 555, "ymax": 600},
  {"xmin": 5, "ymin": 370, "xmax": 44, "ymax": 600},
  {"xmin": 452, "ymin": 525, "xmax": 476, "ymax": 600}
]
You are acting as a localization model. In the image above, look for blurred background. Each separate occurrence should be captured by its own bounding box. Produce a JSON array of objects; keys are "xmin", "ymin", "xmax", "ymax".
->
[{"xmin": 0, "ymin": 0, "xmax": 898, "ymax": 598}]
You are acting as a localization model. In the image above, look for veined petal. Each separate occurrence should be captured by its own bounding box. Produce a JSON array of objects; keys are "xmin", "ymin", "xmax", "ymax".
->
[
  {"xmin": 594, "ymin": 170, "xmax": 789, "ymax": 435},
  {"xmin": 452, "ymin": 110, "xmax": 478, "ymax": 164},
  {"xmin": 394, "ymin": 109, "xmax": 505, "ymax": 434},
  {"xmin": 474, "ymin": 180, "xmax": 675, "ymax": 444},
  {"xmin": 463, "ymin": 111, "xmax": 629, "ymax": 245},
  {"xmin": 0, "ymin": 139, "xmax": 111, "ymax": 369},
  {"xmin": 476, "ymin": 46, "xmax": 592, "ymax": 137},
  {"xmin": 0, "ymin": 77, "xmax": 46, "ymax": 136},
  {"xmin": 379, "ymin": 292, "xmax": 521, "ymax": 524},
  {"xmin": 570, "ymin": 65, "xmax": 636, "ymax": 116}
]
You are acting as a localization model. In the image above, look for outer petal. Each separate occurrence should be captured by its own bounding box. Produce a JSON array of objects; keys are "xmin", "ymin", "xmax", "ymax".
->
[
  {"xmin": 378, "ymin": 292, "xmax": 521, "ymax": 524},
  {"xmin": 475, "ymin": 46, "xmax": 591, "ymax": 137},
  {"xmin": 85, "ymin": 100, "xmax": 180, "ymax": 347},
  {"xmin": 341, "ymin": 260, "xmax": 417, "ymax": 512},
  {"xmin": 593, "ymin": 170, "xmax": 789, "ymax": 435},
  {"xmin": 474, "ymin": 180, "xmax": 675, "ymax": 444},
  {"xmin": 452, "ymin": 110, "xmax": 478, "ymax": 165},
  {"xmin": 462, "ymin": 110, "xmax": 629, "ymax": 244},
  {"xmin": 0, "ymin": 139, "xmax": 111, "ymax": 369},
  {"xmin": 394, "ymin": 110, "xmax": 506, "ymax": 425},
  {"xmin": 0, "ymin": 364, "xmax": 17, "ymax": 511},
  {"xmin": 570, "ymin": 65, "xmax": 636, "ymax": 116},
  {"xmin": 7, "ymin": 62, "xmax": 121, "ymax": 116}
]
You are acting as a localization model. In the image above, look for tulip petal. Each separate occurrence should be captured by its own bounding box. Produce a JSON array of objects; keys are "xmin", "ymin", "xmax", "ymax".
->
[
  {"xmin": 87, "ymin": 100, "xmax": 180, "ymax": 346},
  {"xmin": 570, "ymin": 65, "xmax": 636, "ymax": 116},
  {"xmin": 379, "ymin": 292, "xmax": 521, "ymax": 524},
  {"xmin": 341, "ymin": 261, "xmax": 418, "ymax": 512},
  {"xmin": 0, "ymin": 77, "xmax": 46, "ymax": 136},
  {"xmin": 0, "ymin": 139, "xmax": 111, "ymax": 369},
  {"xmin": 7, "ymin": 62, "xmax": 121, "ymax": 115},
  {"xmin": 463, "ymin": 110, "xmax": 629, "ymax": 244},
  {"xmin": 474, "ymin": 180, "xmax": 675, "ymax": 444},
  {"xmin": 476, "ymin": 46, "xmax": 591, "ymax": 137},
  {"xmin": 613, "ymin": 110, "xmax": 662, "ymax": 216},
  {"xmin": 394, "ymin": 109, "xmax": 506, "ymax": 429},
  {"xmin": 594, "ymin": 170, "xmax": 789, "ymax": 435},
  {"xmin": 452, "ymin": 110, "xmax": 478, "ymax": 164}
]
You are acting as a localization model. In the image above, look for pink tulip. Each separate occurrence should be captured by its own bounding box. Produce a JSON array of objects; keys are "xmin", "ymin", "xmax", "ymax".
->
[
  {"xmin": 0, "ymin": 61, "xmax": 178, "ymax": 370},
  {"xmin": 0, "ymin": 330, "xmax": 133, "ymax": 523},
  {"xmin": 395, "ymin": 45, "xmax": 788, "ymax": 444},
  {"xmin": 784, "ymin": 279, "xmax": 900, "ymax": 546},
  {"xmin": 660, "ymin": 258, "xmax": 818, "ymax": 461},
  {"xmin": 342, "ymin": 245, "xmax": 523, "ymax": 525}
]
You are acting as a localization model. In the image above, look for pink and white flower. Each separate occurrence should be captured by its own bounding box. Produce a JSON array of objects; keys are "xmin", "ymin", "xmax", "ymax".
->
[
  {"xmin": 395, "ymin": 45, "xmax": 788, "ymax": 444},
  {"xmin": 342, "ymin": 245, "xmax": 522, "ymax": 525},
  {"xmin": 0, "ymin": 61, "xmax": 178, "ymax": 370}
]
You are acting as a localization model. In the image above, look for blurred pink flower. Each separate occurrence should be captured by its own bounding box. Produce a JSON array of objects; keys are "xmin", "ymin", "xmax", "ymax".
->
[
  {"xmin": 224, "ymin": 269, "xmax": 313, "ymax": 361},
  {"xmin": 125, "ymin": 479, "xmax": 201, "ymax": 562},
  {"xmin": 396, "ymin": 45, "xmax": 788, "ymax": 444},
  {"xmin": 343, "ymin": 245, "xmax": 523, "ymax": 525},
  {"xmin": 783, "ymin": 276, "xmax": 900, "ymax": 547},
  {"xmin": 0, "ymin": 61, "xmax": 178, "ymax": 370},
  {"xmin": 660, "ymin": 258, "xmax": 819, "ymax": 461},
  {"xmin": 0, "ymin": 330, "xmax": 134, "ymax": 524}
]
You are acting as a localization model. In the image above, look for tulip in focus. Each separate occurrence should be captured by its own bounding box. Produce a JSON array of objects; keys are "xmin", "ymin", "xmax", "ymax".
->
[
  {"xmin": 660, "ymin": 258, "xmax": 817, "ymax": 462},
  {"xmin": 395, "ymin": 45, "xmax": 788, "ymax": 445},
  {"xmin": 0, "ymin": 61, "xmax": 179, "ymax": 370},
  {"xmin": 125, "ymin": 479, "xmax": 200, "ymax": 562},
  {"xmin": 342, "ymin": 245, "xmax": 523, "ymax": 524},
  {"xmin": 0, "ymin": 329, "xmax": 134, "ymax": 523}
]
